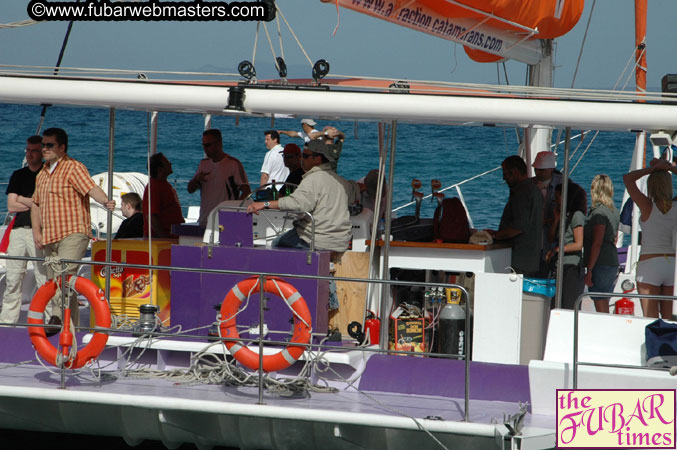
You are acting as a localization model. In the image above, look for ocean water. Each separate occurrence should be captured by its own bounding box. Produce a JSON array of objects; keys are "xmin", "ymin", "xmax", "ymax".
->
[{"xmin": 0, "ymin": 103, "xmax": 640, "ymax": 230}]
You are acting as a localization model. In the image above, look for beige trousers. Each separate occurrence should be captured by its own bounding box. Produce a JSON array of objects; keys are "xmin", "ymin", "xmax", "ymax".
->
[
  {"xmin": 43, "ymin": 233, "xmax": 89, "ymax": 326},
  {"xmin": 0, "ymin": 227, "xmax": 47, "ymax": 323}
]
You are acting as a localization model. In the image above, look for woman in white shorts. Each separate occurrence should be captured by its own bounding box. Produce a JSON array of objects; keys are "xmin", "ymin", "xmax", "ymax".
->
[{"xmin": 623, "ymin": 158, "xmax": 677, "ymax": 318}]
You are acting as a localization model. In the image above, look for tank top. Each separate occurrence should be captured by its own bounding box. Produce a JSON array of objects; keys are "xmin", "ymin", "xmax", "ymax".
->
[{"xmin": 640, "ymin": 202, "xmax": 677, "ymax": 255}]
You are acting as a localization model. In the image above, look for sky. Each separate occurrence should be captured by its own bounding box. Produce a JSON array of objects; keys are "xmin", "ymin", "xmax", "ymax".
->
[{"xmin": 0, "ymin": 0, "xmax": 674, "ymax": 90}]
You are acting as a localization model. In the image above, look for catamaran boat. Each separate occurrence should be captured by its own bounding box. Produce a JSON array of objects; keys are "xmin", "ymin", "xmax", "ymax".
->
[{"xmin": 1, "ymin": 1, "xmax": 676, "ymax": 449}]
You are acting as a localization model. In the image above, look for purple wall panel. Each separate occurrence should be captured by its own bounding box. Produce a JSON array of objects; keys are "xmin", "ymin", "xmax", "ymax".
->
[
  {"xmin": 170, "ymin": 245, "xmax": 330, "ymax": 338},
  {"xmin": 358, "ymin": 354, "xmax": 531, "ymax": 404}
]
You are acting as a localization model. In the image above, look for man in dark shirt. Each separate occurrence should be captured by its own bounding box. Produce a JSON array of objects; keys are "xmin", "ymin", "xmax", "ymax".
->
[
  {"xmin": 278, "ymin": 143, "xmax": 304, "ymax": 197},
  {"xmin": 0, "ymin": 136, "xmax": 47, "ymax": 323},
  {"xmin": 115, "ymin": 192, "xmax": 143, "ymax": 238},
  {"xmin": 486, "ymin": 155, "xmax": 543, "ymax": 276}
]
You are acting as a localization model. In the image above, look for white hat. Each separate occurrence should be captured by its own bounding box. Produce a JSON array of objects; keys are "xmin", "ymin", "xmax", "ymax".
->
[
  {"xmin": 533, "ymin": 151, "xmax": 556, "ymax": 169},
  {"xmin": 301, "ymin": 118, "xmax": 317, "ymax": 126}
]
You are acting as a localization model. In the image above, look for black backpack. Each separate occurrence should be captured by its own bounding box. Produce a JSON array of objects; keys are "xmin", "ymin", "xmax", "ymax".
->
[{"xmin": 433, "ymin": 197, "xmax": 471, "ymax": 243}]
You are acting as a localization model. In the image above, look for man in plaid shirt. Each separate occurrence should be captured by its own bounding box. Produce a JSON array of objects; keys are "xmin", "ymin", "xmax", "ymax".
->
[{"xmin": 31, "ymin": 128, "xmax": 115, "ymax": 334}]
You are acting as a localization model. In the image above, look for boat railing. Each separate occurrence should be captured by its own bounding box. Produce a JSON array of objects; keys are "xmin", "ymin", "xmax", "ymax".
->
[
  {"xmin": 572, "ymin": 291, "xmax": 677, "ymax": 388},
  {"xmin": 0, "ymin": 252, "xmax": 473, "ymax": 422}
]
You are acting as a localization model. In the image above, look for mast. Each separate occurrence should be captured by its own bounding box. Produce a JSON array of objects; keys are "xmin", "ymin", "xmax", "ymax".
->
[{"xmin": 624, "ymin": 0, "xmax": 648, "ymax": 278}]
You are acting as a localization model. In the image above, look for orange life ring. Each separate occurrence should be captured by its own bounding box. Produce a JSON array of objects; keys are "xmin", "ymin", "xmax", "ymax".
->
[
  {"xmin": 219, "ymin": 276, "xmax": 312, "ymax": 372},
  {"xmin": 27, "ymin": 276, "xmax": 111, "ymax": 369}
]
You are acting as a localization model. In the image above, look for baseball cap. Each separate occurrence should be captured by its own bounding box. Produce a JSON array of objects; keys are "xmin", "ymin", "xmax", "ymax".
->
[
  {"xmin": 307, "ymin": 139, "xmax": 342, "ymax": 163},
  {"xmin": 533, "ymin": 151, "xmax": 556, "ymax": 169},
  {"xmin": 300, "ymin": 119, "xmax": 317, "ymax": 126},
  {"xmin": 283, "ymin": 143, "xmax": 301, "ymax": 155}
]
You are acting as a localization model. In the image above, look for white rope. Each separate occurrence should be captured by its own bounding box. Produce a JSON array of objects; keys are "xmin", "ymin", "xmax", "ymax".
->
[
  {"xmin": 0, "ymin": 20, "xmax": 38, "ymax": 29},
  {"xmin": 270, "ymin": 278, "xmax": 311, "ymax": 330},
  {"xmin": 275, "ymin": 5, "xmax": 314, "ymax": 67},
  {"xmin": 262, "ymin": 22, "xmax": 281, "ymax": 75},
  {"xmin": 252, "ymin": 21, "xmax": 260, "ymax": 67},
  {"xmin": 275, "ymin": 12, "xmax": 285, "ymax": 62}
]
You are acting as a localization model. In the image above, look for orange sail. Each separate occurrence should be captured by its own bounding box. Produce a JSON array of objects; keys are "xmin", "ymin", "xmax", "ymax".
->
[{"xmin": 327, "ymin": 0, "xmax": 584, "ymax": 64}]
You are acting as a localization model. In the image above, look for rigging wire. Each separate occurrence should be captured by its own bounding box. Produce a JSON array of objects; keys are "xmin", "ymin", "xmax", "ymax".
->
[
  {"xmin": 35, "ymin": 0, "xmax": 81, "ymax": 134},
  {"xmin": 570, "ymin": 0, "xmax": 596, "ymax": 89}
]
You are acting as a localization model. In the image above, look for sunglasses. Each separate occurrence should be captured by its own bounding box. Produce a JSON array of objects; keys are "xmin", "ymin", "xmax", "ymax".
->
[
  {"xmin": 41, "ymin": 143, "xmax": 56, "ymax": 149},
  {"xmin": 26, "ymin": 148, "xmax": 43, "ymax": 153},
  {"xmin": 202, "ymin": 142, "xmax": 217, "ymax": 148},
  {"xmin": 302, "ymin": 153, "xmax": 314, "ymax": 159}
]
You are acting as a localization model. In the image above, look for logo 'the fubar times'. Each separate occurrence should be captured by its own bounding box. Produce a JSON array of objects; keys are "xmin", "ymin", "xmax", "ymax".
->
[{"xmin": 557, "ymin": 389, "xmax": 676, "ymax": 448}]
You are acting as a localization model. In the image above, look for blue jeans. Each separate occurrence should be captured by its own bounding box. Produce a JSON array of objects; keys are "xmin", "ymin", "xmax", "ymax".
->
[
  {"xmin": 273, "ymin": 229, "xmax": 339, "ymax": 310},
  {"xmin": 589, "ymin": 264, "xmax": 618, "ymax": 301},
  {"xmin": 273, "ymin": 228, "xmax": 309, "ymax": 249}
]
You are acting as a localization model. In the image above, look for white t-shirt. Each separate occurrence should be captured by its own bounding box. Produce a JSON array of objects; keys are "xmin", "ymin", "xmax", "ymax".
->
[
  {"xmin": 298, "ymin": 128, "xmax": 318, "ymax": 143},
  {"xmin": 260, "ymin": 144, "xmax": 289, "ymax": 188}
]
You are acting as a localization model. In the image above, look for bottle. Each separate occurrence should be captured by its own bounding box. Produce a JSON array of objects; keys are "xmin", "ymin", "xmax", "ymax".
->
[
  {"xmin": 438, "ymin": 297, "xmax": 466, "ymax": 358},
  {"xmin": 377, "ymin": 218, "xmax": 385, "ymax": 239}
]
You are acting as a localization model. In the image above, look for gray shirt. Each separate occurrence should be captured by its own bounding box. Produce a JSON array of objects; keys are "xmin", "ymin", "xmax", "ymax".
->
[
  {"xmin": 562, "ymin": 210, "xmax": 585, "ymax": 266},
  {"xmin": 499, "ymin": 179, "xmax": 543, "ymax": 275},
  {"xmin": 584, "ymin": 204, "xmax": 619, "ymax": 267}
]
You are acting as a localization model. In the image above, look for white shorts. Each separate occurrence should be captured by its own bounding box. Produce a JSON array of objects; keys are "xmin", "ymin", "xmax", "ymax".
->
[{"xmin": 636, "ymin": 256, "xmax": 676, "ymax": 287}]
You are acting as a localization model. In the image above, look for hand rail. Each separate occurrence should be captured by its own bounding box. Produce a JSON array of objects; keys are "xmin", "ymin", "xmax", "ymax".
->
[{"xmin": 206, "ymin": 205, "xmax": 316, "ymax": 256}]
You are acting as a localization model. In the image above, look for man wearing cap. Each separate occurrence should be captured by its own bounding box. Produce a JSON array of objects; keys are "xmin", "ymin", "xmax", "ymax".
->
[
  {"xmin": 247, "ymin": 139, "xmax": 357, "ymax": 251},
  {"xmin": 486, "ymin": 155, "xmax": 543, "ymax": 276},
  {"xmin": 530, "ymin": 151, "xmax": 562, "ymax": 273},
  {"xmin": 278, "ymin": 143, "xmax": 303, "ymax": 197},
  {"xmin": 278, "ymin": 119, "xmax": 323, "ymax": 143},
  {"xmin": 260, "ymin": 130, "xmax": 288, "ymax": 189},
  {"xmin": 247, "ymin": 139, "xmax": 358, "ymax": 310},
  {"xmin": 0, "ymin": 135, "xmax": 48, "ymax": 323}
]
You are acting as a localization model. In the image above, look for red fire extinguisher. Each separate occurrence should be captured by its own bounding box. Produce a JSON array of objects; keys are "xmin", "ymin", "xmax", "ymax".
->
[
  {"xmin": 614, "ymin": 293, "xmax": 635, "ymax": 315},
  {"xmin": 364, "ymin": 316, "xmax": 381, "ymax": 345}
]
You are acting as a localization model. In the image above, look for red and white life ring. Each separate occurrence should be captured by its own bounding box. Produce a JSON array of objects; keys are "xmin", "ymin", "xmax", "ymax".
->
[
  {"xmin": 27, "ymin": 276, "xmax": 111, "ymax": 369},
  {"xmin": 219, "ymin": 276, "xmax": 312, "ymax": 372}
]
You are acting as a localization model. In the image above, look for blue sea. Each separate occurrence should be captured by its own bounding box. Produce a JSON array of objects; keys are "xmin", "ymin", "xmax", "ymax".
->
[{"xmin": 0, "ymin": 103, "xmax": 640, "ymax": 229}]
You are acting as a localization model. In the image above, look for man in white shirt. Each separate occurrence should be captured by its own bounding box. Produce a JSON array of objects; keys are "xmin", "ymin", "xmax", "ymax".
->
[
  {"xmin": 260, "ymin": 130, "xmax": 289, "ymax": 189},
  {"xmin": 278, "ymin": 118, "xmax": 321, "ymax": 143}
]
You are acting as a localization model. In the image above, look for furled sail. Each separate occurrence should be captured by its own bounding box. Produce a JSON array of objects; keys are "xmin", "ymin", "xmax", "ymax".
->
[{"xmin": 325, "ymin": 0, "xmax": 584, "ymax": 65}]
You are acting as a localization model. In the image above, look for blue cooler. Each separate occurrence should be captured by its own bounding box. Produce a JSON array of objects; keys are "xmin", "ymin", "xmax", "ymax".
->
[{"xmin": 519, "ymin": 278, "xmax": 555, "ymax": 364}]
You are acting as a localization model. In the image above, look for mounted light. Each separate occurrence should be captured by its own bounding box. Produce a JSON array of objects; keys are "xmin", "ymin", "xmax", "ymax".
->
[
  {"xmin": 312, "ymin": 59, "xmax": 330, "ymax": 82},
  {"xmin": 238, "ymin": 60, "xmax": 257, "ymax": 82},
  {"xmin": 649, "ymin": 131, "xmax": 674, "ymax": 147}
]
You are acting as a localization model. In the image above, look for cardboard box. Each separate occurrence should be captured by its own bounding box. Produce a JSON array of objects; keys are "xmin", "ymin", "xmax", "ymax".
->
[{"xmin": 389, "ymin": 316, "xmax": 430, "ymax": 353}]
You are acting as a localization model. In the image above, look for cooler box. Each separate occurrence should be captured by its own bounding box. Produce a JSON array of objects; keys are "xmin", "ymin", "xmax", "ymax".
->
[
  {"xmin": 520, "ymin": 278, "xmax": 555, "ymax": 364},
  {"xmin": 91, "ymin": 239, "xmax": 174, "ymax": 327}
]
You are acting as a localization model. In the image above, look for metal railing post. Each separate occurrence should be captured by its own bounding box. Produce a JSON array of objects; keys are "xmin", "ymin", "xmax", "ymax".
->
[{"xmin": 258, "ymin": 273, "xmax": 265, "ymax": 405}]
